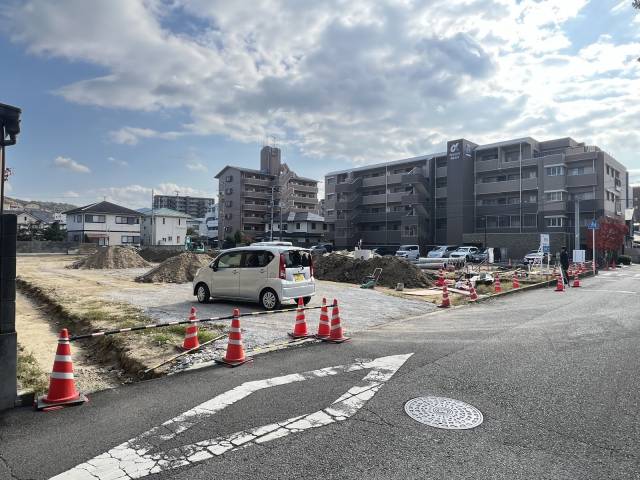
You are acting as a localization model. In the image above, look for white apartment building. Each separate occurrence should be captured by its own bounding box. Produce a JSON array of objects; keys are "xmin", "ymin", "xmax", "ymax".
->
[
  {"xmin": 138, "ymin": 207, "xmax": 189, "ymax": 246},
  {"xmin": 64, "ymin": 201, "xmax": 142, "ymax": 246}
]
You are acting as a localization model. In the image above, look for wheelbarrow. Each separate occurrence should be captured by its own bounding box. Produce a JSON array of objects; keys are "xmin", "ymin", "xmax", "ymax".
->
[{"xmin": 360, "ymin": 267, "xmax": 383, "ymax": 289}]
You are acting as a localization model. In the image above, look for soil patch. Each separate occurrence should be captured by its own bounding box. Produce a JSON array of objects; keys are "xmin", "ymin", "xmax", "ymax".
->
[
  {"xmin": 135, "ymin": 252, "xmax": 211, "ymax": 283},
  {"xmin": 68, "ymin": 246, "xmax": 150, "ymax": 269},
  {"xmin": 314, "ymin": 254, "xmax": 432, "ymax": 289}
]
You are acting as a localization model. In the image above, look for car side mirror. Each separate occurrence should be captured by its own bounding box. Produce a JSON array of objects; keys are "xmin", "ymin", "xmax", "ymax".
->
[{"xmin": 211, "ymin": 264, "xmax": 218, "ymax": 272}]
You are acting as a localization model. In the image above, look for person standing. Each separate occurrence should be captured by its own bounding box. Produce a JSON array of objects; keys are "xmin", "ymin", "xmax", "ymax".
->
[{"xmin": 560, "ymin": 246, "xmax": 570, "ymax": 285}]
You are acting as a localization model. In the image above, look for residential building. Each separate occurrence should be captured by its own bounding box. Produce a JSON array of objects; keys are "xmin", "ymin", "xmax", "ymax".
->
[
  {"xmin": 15, "ymin": 211, "xmax": 44, "ymax": 232},
  {"xmin": 215, "ymin": 146, "xmax": 319, "ymax": 241},
  {"xmin": 138, "ymin": 208, "xmax": 189, "ymax": 246},
  {"xmin": 64, "ymin": 201, "xmax": 142, "ymax": 246},
  {"xmin": 153, "ymin": 195, "xmax": 215, "ymax": 219},
  {"xmin": 324, "ymin": 136, "xmax": 629, "ymax": 259},
  {"xmin": 265, "ymin": 212, "xmax": 327, "ymax": 245},
  {"xmin": 195, "ymin": 204, "xmax": 219, "ymax": 244},
  {"xmin": 633, "ymin": 186, "xmax": 640, "ymax": 223}
]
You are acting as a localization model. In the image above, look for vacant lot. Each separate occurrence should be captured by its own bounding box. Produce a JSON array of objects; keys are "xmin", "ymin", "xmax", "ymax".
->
[{"xmin": 17, "ymin": 255, "xmax": 436, "ymax": 376}]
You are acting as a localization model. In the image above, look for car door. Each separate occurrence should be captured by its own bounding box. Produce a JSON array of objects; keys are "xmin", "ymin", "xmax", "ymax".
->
[
  {"xmin": 239, "ymin": 250, "xmax": 273, "ymax": 300},
  {"xmin": 211, "ymin": 251, "xmax": 243, "ymax": 299}
]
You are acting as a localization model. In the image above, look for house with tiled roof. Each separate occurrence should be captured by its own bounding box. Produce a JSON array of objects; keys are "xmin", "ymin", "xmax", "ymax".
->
[{"xmin": 63, "ymin": 201, "xmax": 142, "ymax": 246}]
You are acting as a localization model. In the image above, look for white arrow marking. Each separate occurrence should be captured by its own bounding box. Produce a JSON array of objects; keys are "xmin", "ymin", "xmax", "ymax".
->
[{"xmin": 51, "ymin": 353, "xmax": 413, "ymax": 480}]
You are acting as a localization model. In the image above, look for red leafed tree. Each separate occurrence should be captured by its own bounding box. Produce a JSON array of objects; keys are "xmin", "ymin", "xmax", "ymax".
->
[{"xmin": 586, "ymin": 216, "xmax": 628, "ymax": 262}]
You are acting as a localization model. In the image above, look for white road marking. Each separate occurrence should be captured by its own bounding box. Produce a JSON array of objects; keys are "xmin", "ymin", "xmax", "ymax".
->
[{"xmin": 50, "ymin": 353, "xmax": 413, "ymax": 480}]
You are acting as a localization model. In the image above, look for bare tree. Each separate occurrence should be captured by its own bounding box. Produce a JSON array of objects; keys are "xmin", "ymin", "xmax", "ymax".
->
[{"xmin": 634, "ymin": 0, "xmax": 640, "ymax": 10}]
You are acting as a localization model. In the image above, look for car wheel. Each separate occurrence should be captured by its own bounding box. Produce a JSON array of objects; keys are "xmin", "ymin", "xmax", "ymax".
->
[
  {"xmin": 302, "ymin": 296, "xmax": 312, "ymax": 306},
  {"xmin": 260, "ymin": 288, "xmax": 280, "ymax": 311},
  {"xmin": 195, "ymin": 283, "xmax": 210, "ymax": 304}
]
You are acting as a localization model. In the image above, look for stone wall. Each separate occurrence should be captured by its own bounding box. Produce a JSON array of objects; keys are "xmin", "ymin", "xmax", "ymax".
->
[{"xmin": 16, "ymin": 240, "xmax": 79, "ymax": 254}]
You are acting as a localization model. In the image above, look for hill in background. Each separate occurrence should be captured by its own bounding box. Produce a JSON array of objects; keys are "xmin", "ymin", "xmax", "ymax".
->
[{"xmin": 6, "ymin": 196, "xmax": 78, "ymax": 213}]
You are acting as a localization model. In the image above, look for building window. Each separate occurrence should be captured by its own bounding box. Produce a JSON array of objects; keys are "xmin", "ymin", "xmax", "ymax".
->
[
  {"xmin": 85, "ymin": 215, "xmax": 106, "ymax": 223},
  {"xmin": 225, "ymin": 201, "xmax": 232, "ymax": 207},
  {"xmin": 225, "ymin": 188, "xmax": 233, "ymax": 194},
  {"xmin": 282, "ymin": 224, "xmax": 288, "ymax": 230},
  {"xmin": 73, "ymin": 235, "xmax": 80, "ymax": 241},
  {"xmin": 296, "ymin": 223, "xmax": 301, "ymax": 230},
  {"xmin": 226, "ymin": 175, "xmax": 233, "ymax": 182},
  {"xmin": 544, "ymin": 191, "xmax": 566, "ymax": 202},
  {"xmin": 323, "ymin": 224, "xmax": 327, "ymax": 230},
  {"xmin": 574, "ymin": 191, "xmax": 595, "ymax": 201},
  {"xmin": 545, "ymin": 216, "xmax": 566, "ymax": 227},
  {"xmin": 523, "ymin": 193, "xmax": 537, "ymax": 203},
  {"xmin": 121, "ymin": 235, "xmax": 140, "ymax": 244},
  {"xmin": 162, "ymin": 218, "xmax": 166, "ymax": 225},
  {"xmin": 436, "ymin": 177, "xmax": 447, "ymax": 188},
  {"xmin": 568, "ymin": 166, "xmax": 593, "ymax": 176},
  {"xmin": 311, "ymin": 223, "xmax": 316, "ymax": 230},
  {"xmin": 523, "ymin": 214, "xmax": 537, "ymax": 227},
  {"xmin": 115, "ymin": 216, "xmax": 138, "ymax": 224},
  {"xmin": 545, "ymin": 166, "xmax": 565, "ymax": 176},
  {"xmin": 436, "ymin": 157, "xmax": 447, "ymax": 168},
  {"xmin": 75, "ymin": 215, "xmax": 82, "ymax": 222}
]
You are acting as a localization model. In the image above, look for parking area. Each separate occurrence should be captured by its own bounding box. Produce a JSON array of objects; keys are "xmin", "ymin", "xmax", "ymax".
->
[{"xmin": 103, "ymin": 279, "xmax": 435, "ymax": 350}]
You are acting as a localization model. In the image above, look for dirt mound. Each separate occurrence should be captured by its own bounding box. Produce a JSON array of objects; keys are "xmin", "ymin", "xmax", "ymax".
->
[
  {"xmin": 135, "ymin": 252, "xmax": 211, "ymax": 283},
  {"xmin": 314, "ymin": 254, "xmax": 431, "ymax": 289},
  {"xmin": 68, "ymin": 246, "xmax": 151, "ymax": 269}
]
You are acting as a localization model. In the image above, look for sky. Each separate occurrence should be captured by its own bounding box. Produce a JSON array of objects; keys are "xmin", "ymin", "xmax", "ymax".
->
[{"xmin": 0, "ymin": 0, "xmax": 639, "ymax": 209}]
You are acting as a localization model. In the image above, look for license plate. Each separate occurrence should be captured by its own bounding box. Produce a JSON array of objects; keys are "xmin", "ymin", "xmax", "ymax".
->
[{"xmin": 294, "ymin": 273, "xmax": 304, "ymax": 282}]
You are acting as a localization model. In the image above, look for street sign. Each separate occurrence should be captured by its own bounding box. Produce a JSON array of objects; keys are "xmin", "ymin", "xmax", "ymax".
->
[
  {"xmin": 51, "ymin": 354, "xmax": 413, "ymax": 480},
  {"xmin": 540, "ymin": 233, "xmax": 549, "ymax": 246},
  {"xmin": 573, "ymin": 249, "xmax": 585, "ymax": 263},
  {"xmin": 587, "ymin": 220, "xmax": 599, "ymax": 230}
]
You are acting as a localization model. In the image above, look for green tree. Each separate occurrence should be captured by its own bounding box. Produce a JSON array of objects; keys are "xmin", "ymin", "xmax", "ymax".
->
[
  {"xmin": 43, "ymin": 222, "xmax": 66, "ymax": 241},
  {"xmin": 233, "ymin": 230, "xmax": 242, "ymax": 245}
]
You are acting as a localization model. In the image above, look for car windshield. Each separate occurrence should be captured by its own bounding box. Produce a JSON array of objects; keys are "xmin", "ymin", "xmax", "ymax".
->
[
  {"xmin": 282, "ymin": 250, "xmax": 312, "ymax": 268},
  {"xmin": 399, "ymin": 245, "xmax": 414, "ymax": 250}
]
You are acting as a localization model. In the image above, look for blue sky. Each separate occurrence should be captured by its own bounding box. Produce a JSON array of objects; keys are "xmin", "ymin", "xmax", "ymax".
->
[{"xmin": 1, "ymin": 0, "xmax": 639, "ymax": 208}]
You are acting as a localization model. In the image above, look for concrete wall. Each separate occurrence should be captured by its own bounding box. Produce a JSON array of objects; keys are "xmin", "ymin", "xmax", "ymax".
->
[{"xmin": 17, "ymin": 240, "xmax": 79, "ymax": 253}]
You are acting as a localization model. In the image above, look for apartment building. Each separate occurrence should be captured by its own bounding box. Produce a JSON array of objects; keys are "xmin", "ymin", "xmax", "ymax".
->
[
  {"xmin": 64, "ymin": 201, "xmax": 142, "ymax": 246},
  {"xmin": 215, "ymin": 146, "xmax": 320, "ymax": 241},
  {"xmin": 153, "ymin": 195, "xmax": 214, "ymax": 219},
  {"xmin": 324, "ymin": 137, "xmax": 629, "ymax": 258}
]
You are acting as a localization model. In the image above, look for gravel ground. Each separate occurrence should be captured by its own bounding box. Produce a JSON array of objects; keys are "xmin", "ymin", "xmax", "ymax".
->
[{"xmin": 103, "ymin": 280, "xmax": 435, "ymax": 371}]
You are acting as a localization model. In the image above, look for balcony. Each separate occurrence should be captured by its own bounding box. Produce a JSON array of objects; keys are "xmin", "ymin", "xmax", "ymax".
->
[
  {"xmin": 436, "ymin": 166, "xmax": 447, "ymax": 178},
  {"xmin": 243, "ymin": 191, "xmax": 270, "ymax": 200},
  {"xmin": 386, "ymin": 192, "xmax": 406, "ymax": 203},
  {"xmin": 243, "ymin": 177, "xmax": 272, "ymax": 187},
  {"xmin": 335, "ymin": 196, "xmax": 362, "ymax": 209},
  {"xmin": 362, "ymin": 176, "xmax": 386, "ymax": 187},
  {"xmin": 475, "ymin": 179, "xmax": 521, "ymax": 195},
  {"xmin": 335, "ymin": 177, "xmax": 362, "ymax": 193},
  {"xmin": 356, "ymin": 212, "xmax": 404, "ymax": 223},
  {"xmin": 566, "ymin": 173, "xmax": 597, "ymax": 188},
  {"xmin": 243, "ymin": 204, "xmax": 269, "ymax": 212},
  {"xmin": 290, "ymin": 183, "xmax": 318, "ymax": 193},
  {"xmin": 361, "ymin": 194, "xmax": 387, "ymax": 205},
  {"xmin": 292, "ymin": 196, "xmax": 317, "ymax": 205}
]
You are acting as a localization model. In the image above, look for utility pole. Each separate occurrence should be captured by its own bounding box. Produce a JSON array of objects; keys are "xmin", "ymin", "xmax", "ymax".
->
[
  {"xmin": 574, "ymin": 198, "xmax": 580, "ymax": 252},
  {"xmin": 269, "ymin": 185, "xmax": 281, "ymax": 241}
]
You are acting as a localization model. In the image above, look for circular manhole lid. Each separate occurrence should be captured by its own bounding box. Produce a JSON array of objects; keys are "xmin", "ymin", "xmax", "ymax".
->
[{"xmin": 404, "ymin": 396, "xmax": 483, "ymax": 430}]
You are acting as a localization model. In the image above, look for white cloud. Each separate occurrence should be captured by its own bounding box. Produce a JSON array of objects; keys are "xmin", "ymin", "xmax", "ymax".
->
[
  {"xmin": 186, "ymin": 161, "xmax": 208, "ymax": 172},
  {"xmin": 3, "ymin": 0, "xmax": 640, "ymax": 170},
  {"xmin": 52, "ymin": 156, "xmax": 90, "ymax": 173},
  {"xmin": 63, "ymin": 190, "xmax": 79, "ymax": 198},
  {"xmin": 107, "ymin": 156, "xmax": 129, "ymax": 167}
]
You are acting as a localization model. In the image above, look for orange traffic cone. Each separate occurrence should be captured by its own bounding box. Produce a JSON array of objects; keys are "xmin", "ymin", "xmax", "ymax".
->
[
  {"xmin": 494, "ymin": 275, "xmax": 502, "ymax": 293},
  {"xmin": 468, "ymin": 283, "xmax": 479, "ymax": 302},
  {"xmin": 216, "ymin": 308, "xmax": 251, "ymax": 367},
  {"xmin": 36, "ymin": 329, "xmax": 87, "ymax": 410},
  {"xmin": 512, "ymin": 275, "xmax": 520, "ymax": 289},
  {"xmin": 555, "ymin": 275, "xmax": 564, "ymax": 292},
  {"xmin": 438, "ymin": 285, "xmax": 451, "ymax": 308},
  {"xmin": 322, "ymin": 299, "xmax": 349, "ymax": 343},
  {"xmin": 572, "ymin": 273, "xmax": 581, "ymax": 288},
  {"xmin": 181, "ymin": 306, "xmax": 200, "ymax": 351},
  {"xmin": 435, "ymin": 270, "xmax": 445, "ymax": 287},
  {"xmin": 289, "ymin": 297, "xmax": 312, "ymax": 338},
  {"xmin": 315, "ymin": 298, "xmax": 331, "ymax": 338}
]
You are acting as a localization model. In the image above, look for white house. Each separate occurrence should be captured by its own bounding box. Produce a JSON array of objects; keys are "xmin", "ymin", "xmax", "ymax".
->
[
  {"xmin": 196, "ymin": 204, "xmax": 218, "ymax": 244},
  {"xmin": 64, "ymin": 201, "xmax": 142, "ymax": 246},
  {"xmin": 265, "ymin": 212, "xmax": 327, "ymax": 245},
  {"xmin": 15, "ymin": 211, "xmax": 43, "ymax": 232},
  {"xmin": 138, "ymin": 208, "xmax": 189, "ymax": 246}
]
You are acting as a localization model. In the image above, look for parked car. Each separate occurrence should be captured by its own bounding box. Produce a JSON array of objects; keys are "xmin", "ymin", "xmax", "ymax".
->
[
  {"xmin": 193, "ymin": 245, "xmax": 316, "ymax": 310},
  {"xmin": 470, "ymin": 248, "xmax": 489, "ymax": 263},
  {"xmin": 310, "ymin": 245, "xmax": 327, "ymax": 255},
  {"xmin": 372, "ymin": 246, "xmax": 398, "ymax": 256},
  {"xmin": 395, "ymin": 244, "xmax": 420, "ymax": 261},
  {"xmin": 426, "ymin": 245, "xmax": 458, "ymax": 258},
  {"xmin": 449, "ymin": 246, "xmax": 479, "ymax": 261},
  {"xmin": 319, "ymin": 243, "xmax": 334, "ymax": 253},
  {"xmin": 524, "ymin": 250, "xmax": 550, "ymax": 264}
]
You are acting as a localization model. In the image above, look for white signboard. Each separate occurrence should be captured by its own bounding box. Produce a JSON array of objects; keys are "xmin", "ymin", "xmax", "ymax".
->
[
  {"xmin": 540, "ymin": 233, "xmax": 549, "ymax": 247},
  {"xmin": 573, "ymin": 249, "xmax": 585, "ymax": 263}
]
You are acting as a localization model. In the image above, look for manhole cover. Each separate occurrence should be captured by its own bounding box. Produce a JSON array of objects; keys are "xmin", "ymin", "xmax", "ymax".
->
[{"xmin": 404, "ymin": 396, "xmax": 483, "ymax": 430}]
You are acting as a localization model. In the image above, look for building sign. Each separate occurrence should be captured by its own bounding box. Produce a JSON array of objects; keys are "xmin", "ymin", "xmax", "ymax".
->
[
  {"xmin": 464, "ymin": 143, "xmax": 472, "ymax": 157},
  {"xmin": 448, "ymin": 142, "xmax": 461, "ymax": 162},
  {"xmin": 540, "ymin": 233, "xmax": 550, "ymax": 253}
]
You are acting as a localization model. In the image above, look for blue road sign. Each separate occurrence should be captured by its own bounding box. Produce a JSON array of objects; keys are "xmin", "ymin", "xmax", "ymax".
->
[{"xmin": 587, "ymin": 220, "xmax": 599, "ymax": 230}]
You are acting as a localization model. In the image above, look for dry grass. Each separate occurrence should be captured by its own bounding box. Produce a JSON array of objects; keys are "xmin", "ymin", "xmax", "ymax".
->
[{"xmin": 17, "ymin": 345, "xmax": 48, "ymax": 395}]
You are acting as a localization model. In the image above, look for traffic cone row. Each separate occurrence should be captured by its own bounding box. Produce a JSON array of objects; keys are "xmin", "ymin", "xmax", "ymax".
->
[
  {"xmin": 316, "ymin": 298, "xmax": 331, "ymax": 338},
  {"xmin": 324, "ymin": 300, "xmax": 349, "ymax": 343},
  {"xmin": 555, "ymin": 274, "xmax": 564, "ymax": 292},
  {"xmin": 289, "ymin": 297, "xmax": 312, "ymax": 339},
  {"xmin": 512, "ymin": 275, "xmax": 520, "ymax": 289},
  {"xmin": 36, "ymin": 329, "xmax": 87, "ymax": 410},
  {"xmin": 217, "ymin": 308, "xmax": 251, "ymax": 367}
]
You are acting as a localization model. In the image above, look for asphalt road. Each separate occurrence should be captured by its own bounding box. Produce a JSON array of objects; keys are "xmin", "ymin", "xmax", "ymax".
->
[{"xmin": 1, "ymin": 266, "xmax": 639, "ymax": 479}]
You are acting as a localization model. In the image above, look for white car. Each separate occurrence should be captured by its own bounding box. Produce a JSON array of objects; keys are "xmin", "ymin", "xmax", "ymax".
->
[
  {"xmin": 192, "ymin": 245, "xmax": 316, "ymax": 310},
  {"xmin": 449, "ymin": 246, "xmax": 479, "ymax": 261},
  {"xmin": 395, "ymin": 245, "xmax": 420, "ymax": 261}
]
